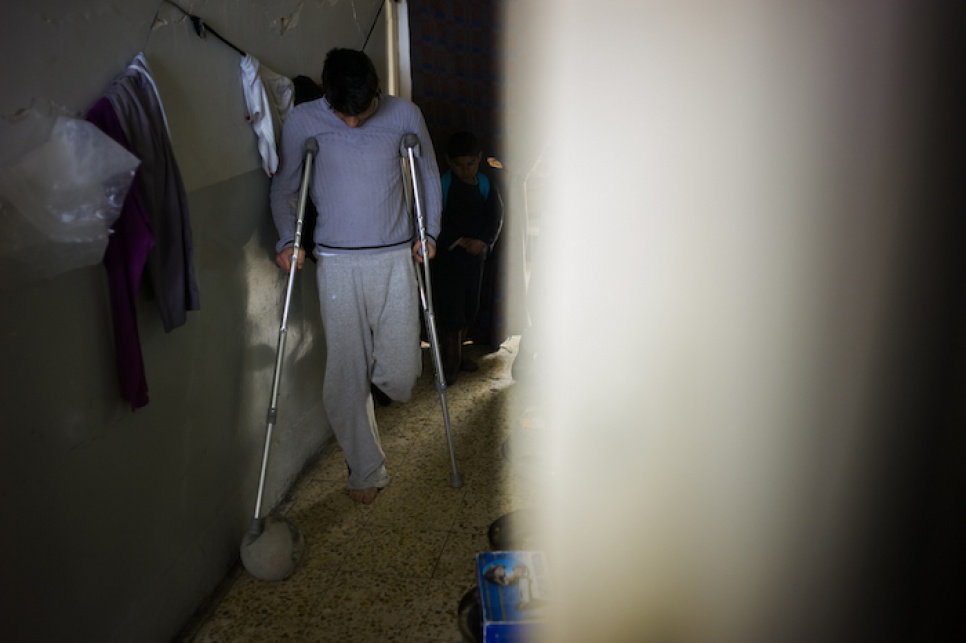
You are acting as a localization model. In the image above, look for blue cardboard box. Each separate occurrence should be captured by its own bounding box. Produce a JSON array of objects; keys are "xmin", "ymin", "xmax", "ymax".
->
[{"xmin": 475, "ymin": 551, "xmax": 551, "ymax": 642}]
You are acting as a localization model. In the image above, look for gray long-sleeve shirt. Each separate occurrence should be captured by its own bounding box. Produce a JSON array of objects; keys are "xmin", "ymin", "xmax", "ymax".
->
[{"xmin": 270, "ymin": 94, "xmax": 441, "ymax": 255}]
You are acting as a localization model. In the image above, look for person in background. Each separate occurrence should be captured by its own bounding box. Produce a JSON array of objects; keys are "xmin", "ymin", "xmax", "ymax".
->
[
  {"xmin": 270, "ymin": 48, "xmax": 442, "ymax": 504},
  {"xmin": 432, "ymin": 131, "xmax": 504, "ymax": 384}
]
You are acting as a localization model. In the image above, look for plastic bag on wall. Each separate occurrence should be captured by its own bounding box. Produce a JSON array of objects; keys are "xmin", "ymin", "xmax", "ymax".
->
[{"xmin": 0, "ymin": 116, "xmax": 140, "ymax": 289}]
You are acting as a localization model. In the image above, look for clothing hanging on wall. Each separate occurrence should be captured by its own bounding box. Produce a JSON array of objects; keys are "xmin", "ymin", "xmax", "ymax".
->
[
  {"xmin": 86, "ymin": 98, "xmax": 153, "ymax": 409},
  {"xmin": 165, "ymin": 1, "xmax": 291, "ymax": 176},
  {"xmin": 166, "ymin": 1, "xmax": 319, "ymax": 180},
  {"xmin": 238, "ymin": 54, "xmax": 325, "ymax": 250},
  {"xmin": 86, "ymin": 53, "xmax": 200, "ymax": 409},
  {"xmin": 106, "ymin": 53, "xmax": 200, "ymax": 333},
  {"xmin": 240, "ymin": 54, "xmax": 294, "ymax": 177}
]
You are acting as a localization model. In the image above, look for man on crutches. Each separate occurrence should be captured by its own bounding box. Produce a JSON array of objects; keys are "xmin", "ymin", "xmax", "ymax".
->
[{"xmin": 269, "ymin": 48, "xmax": 443, "ymax": 505}]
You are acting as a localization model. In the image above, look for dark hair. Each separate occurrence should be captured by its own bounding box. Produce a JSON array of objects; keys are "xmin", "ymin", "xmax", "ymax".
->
[
  {"xmin": 447, "ymin": 131, "xmax": 481, "ymax": 158},
  {"xmin": 321, "ymin": 48, "xmax": 379, "ymax": 115}
]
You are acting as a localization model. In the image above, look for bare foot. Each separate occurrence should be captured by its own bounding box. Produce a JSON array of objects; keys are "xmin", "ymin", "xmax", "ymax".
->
[{"xmin": 347, "ymin": 487, "xmax": 380, "ymax": 505}]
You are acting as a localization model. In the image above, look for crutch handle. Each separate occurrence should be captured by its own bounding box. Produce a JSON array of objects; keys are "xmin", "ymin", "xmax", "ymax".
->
[
  {"xmin": 303, "ymin": 137, "xmax": 319, "ymax": 158},
  {"xmin": 401, "ymin": 133, "xmax": 419, "ymax": 154}
]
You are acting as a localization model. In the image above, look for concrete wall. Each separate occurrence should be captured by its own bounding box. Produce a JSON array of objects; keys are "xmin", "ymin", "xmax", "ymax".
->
[{"xmin": 0, "ymin": 1, "xmax": 389, "ymax": 640}]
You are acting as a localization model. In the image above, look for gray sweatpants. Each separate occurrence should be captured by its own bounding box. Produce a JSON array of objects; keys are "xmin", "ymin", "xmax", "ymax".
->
[{"xmin": 315, "ymin": 247, "xmax": 421, "ymax": 490}]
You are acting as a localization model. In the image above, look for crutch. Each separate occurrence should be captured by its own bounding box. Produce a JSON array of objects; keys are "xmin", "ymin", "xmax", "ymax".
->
[
  {"xmin": 240, "ymin": 137, "xmax": 317, "ymax": 581},
  {"xmin": 401, "ymin": 133, "xmax": 463, "ymax": 489}
]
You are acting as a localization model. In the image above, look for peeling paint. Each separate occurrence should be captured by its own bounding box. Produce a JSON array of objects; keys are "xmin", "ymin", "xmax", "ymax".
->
[
  {"xmin": 39, "ymin": 9, "xmax": 96, "ymax": 26},
  {"xmin": 5, "ymin": 108, "xmax": 33, "ymax": 123},
  {"xmin": 3, "ymin": 102, "xmax": 71, "ymax": 125},
  {"xmin": 277, "ymin": 1, "xmax": 303, "ymax": 36},
  {"xmin": 49, "ymin": 101, "xmax": 77, "ymax": 118},
  {"xmin": 156, "ymin": 6, "xmax": 191, "ymax": 30}
]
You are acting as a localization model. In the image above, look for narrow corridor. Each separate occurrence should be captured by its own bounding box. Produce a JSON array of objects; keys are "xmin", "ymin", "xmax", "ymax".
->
[{"xmin": 178, "ymin": 336, "xmax": 542, "ymax": 642}]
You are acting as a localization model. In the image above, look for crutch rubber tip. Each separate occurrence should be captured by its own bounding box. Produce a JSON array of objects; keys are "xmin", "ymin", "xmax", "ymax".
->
[{"xmin": 240, "ymin": 514, "xmax": 305, "ymax": 581}]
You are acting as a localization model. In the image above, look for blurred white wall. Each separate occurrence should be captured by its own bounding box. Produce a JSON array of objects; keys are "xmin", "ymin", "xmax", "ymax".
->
[{"xmin": 504, "ymin": 2, "xmax": 962, "ymax": 641}]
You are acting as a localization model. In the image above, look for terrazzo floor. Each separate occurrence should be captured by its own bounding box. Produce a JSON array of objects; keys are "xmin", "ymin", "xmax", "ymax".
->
[{"xmin": 178, "ymin": 335, "xmax": 545, "ymax": 642}]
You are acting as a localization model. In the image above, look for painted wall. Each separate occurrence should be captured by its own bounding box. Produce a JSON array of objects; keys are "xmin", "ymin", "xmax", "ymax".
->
[{"xmin": 0, "ymin": 1, "xmax": 389, "ymax": 640}]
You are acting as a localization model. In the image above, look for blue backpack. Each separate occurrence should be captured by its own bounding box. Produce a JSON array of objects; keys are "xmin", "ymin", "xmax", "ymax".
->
[{"xmin": 441, "ymin": 171, "xmax": 490, "ymax": 208}]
